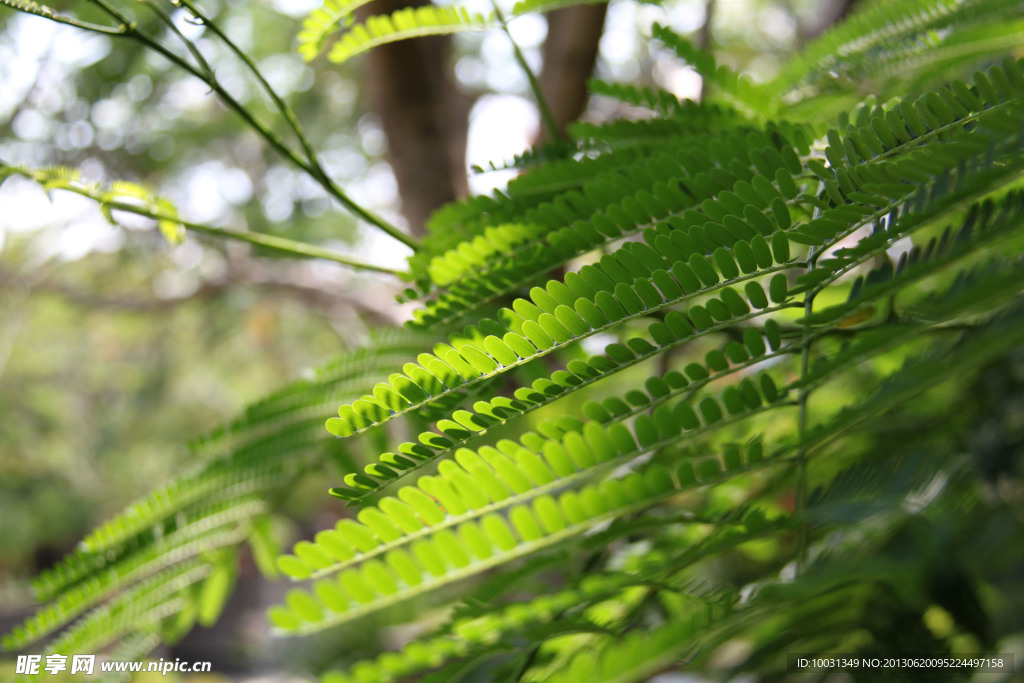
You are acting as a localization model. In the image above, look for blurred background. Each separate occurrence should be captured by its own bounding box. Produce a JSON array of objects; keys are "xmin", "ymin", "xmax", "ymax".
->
[{"xmin": 0, "ymin": 0, "xmax": 859, "ymax": 678}]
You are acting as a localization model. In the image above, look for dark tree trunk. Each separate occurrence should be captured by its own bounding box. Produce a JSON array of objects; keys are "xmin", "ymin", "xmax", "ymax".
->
[
  {"xmin": 698, "ymin": 0, "xmax": 715, "ymax": 50},
  {"xmin": 357, "ymin": 0, "xmax": 608, "ymax": 231},
  {"xmin": 802, "ymin": 0, "xmax": 860, "ymax": 42},
  {"xmin": 357, "ymin": 0, "xmax": 469, "ymax": 237},
  {"xmin": 536, "ymin": 3, "xmax": 608, "ymax": 142}
]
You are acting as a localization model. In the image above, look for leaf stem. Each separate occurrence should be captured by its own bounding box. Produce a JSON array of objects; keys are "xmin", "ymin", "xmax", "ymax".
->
[
  {"xmin": 3, "ymin": 162, "xmax": 406, "ymax": 275},
  {"xmin": 512, "ymin": 643, "xmax": 540, "ymax": 681},
  {"xmin": 105, "ymin": 200, "xmax": 408, "ymax": 275},
  {"xmin": 170, "ymin": 0, "xmax": 354, "ymax": 215},
  {"xmin": 794, "ymin": 186, "xmax": 825, "ymax": 575},
  {"xmin": 794, "ymin": 292, "xmax": 812, "ymax": 575},
  {"xmin": 1, "ymin": 0, "xmax": 126, "ymax": 33},
  {"xmin": 77, "ymin": 0, "xmax": 419, "ymax": 250},
  {"xmin": 491, "ymin": 0, "xmax": 564, "ymax": 142},
  {"xmin": 139, "ymin": 0, "xmax": 213, "ymax": 75}
]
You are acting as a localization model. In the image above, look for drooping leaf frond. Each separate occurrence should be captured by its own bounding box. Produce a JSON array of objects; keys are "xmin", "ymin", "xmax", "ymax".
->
[
  {"xmin": 266, "ymin": 19, "xmax": 1024, "ymax": 678},
  {"xmin": 325, "ymin": 63, "xmax": 1024, "ymax": 452},
  {"xmin": 269, "ymin": 440, "xmax": 776, "ymax": 633},
  {"xmin": 330, "ymin": 325, "xmax": 787, "ymax": 501}
]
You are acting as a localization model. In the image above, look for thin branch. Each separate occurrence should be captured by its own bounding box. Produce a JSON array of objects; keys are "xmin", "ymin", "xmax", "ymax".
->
[
  {"xmin": 5, "ymin": 0, "xmax": 419, "ymax": 249},
  {"xmin": 794, "ymin": 284, "xmax": 813, "ymax": 576},
  {"xmin": 172, "ymin": 0, "xmax": 317, "ymax": 168},
  {"xmin": 103, "ymin": 198, "xmax": 409, "ymax": 275},
  {"xmin": 2, "ymin": 164, "xmax": 408, "ymax": 275},
  {"xmin": 0, "ymin": 0, "xmax": 127, "ymax": 33},
  {"xmin": 491, "ymin": 0, "xmax": 564, "ymax": 142},
  {"xmin": 100, "ymin": 0, "xmax": 416, "ymax": 248},
  {"xmin": 794, "ymin": 184, "xmax": 826, "ymax": 577},
  {"xmin": 166, "ymin": 1, "xmax": 422, "ymax": 248},
  {"xmin": 138, "ymin": 0, "xmax": 213, "ymax": 76},
  {"xmin": 169, "ymin": 0, "xmax": 425, "ymax": 250}
]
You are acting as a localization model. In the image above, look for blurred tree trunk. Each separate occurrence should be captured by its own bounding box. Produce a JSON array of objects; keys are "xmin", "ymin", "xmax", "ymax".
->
[
  {"xmin": 698, "ymin": 0, "xmax": 715, "ymax": 49},
  {"xmin": 357, "ymin": 0, "xmax": 469, "ymax": 237},
  {"xmin": 697, "ymin": 0, "xmax": 716, "ymax": 100},
  {"xmin": 360, "ymin": 1, "xmax": 608, "ymax": 231},
  {"xmin": 536, "ymin": 4, "xmax": 608, "ymax": 142},
  {"xmin": 801, "ymin": 0, "xmax": 860, "ymax": 43}
]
